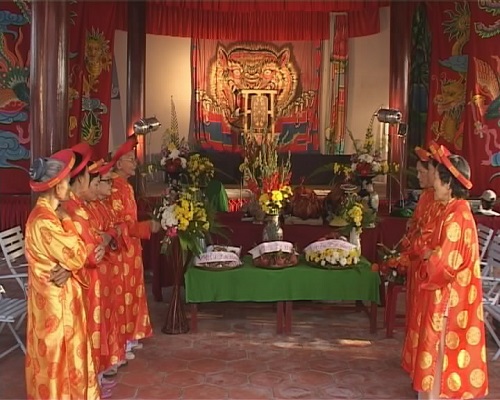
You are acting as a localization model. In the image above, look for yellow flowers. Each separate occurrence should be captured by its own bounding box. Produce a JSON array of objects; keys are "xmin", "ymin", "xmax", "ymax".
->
[
  {"xmin": 172, "ymin": 192, "xmax": 210, "ymax": 233},
  {"xmin": 259, "ymin": 186, "xmax": 292, "ymax": 215},
  {"xmin": 347, "ymin": 204, "xmax": 363, "ymax": 227},
  {"xmin": 305, "ymin": 247, "xmax": 360, "ymax": 268},
  {"xmin": 187, "ymin": 154, "xmax": 215, "ymax": 187}
]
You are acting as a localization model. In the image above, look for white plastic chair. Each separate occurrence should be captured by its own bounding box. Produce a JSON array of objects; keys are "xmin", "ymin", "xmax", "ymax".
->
[
  {"xmin": 0, "ymin": 226, "xmax": 28, "ymax": 292},
  {"xmin": 0, "ymin": 273, "xmax": 28, "ymax": 358},
  {"xmin": 477, "ymin": 224, "xmax": 494, "ymax": 267}
]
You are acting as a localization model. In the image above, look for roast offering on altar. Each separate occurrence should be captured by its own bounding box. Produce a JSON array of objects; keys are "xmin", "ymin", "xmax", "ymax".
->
[
  {"xmin": 304, "ymin": 238, "xmax": 360, "ymax": 269},
  {"xmin": 249, "ymin": 241, "xmax": 299, "ymax": 269}
]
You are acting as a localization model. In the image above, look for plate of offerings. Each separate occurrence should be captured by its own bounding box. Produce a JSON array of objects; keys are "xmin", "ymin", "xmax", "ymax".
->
[
  {"xmin": 304, "ymin": 238, "xmax": 360, "ymax": 270},
  {"xmin": 249, "ymin": 241, "xmax": 299, "ymax": 269},
  {"xmin": 193, "ymin": 250, "xmax": 242, "ymax": 271}
]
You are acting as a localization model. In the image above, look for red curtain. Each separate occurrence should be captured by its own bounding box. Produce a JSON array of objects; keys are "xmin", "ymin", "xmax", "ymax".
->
[
  {"xmin": 145, "ymin": 2, "xmax": 383, "ymax": 40},
  {"xmin": 67, "ymin": 1, "xmax": 121, "ymax": 160},
  {"xmin": 193, "ymin": 39, "xmax": 321, "ymax": 153},
  {"xmin": 462, "ymin": 2, "xmax": 500, "ymax": 196},
  {"xmin": 0, "ymin": 1, "xmax": 31, "ymax": 194}
]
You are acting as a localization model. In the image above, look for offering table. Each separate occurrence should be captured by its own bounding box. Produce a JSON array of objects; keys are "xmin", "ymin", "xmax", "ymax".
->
[{"xmin": 185, "ymin": 256, "xmax": 380, "ymax": 334}]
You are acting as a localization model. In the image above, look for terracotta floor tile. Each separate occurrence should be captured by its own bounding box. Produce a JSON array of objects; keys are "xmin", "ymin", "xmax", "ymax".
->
[
  {"xmin": 170, "ymin": 347, "xmax": 212, "ymax": 360},
  {"xmin": 153, "ymin": 356, "xmax": 189, "ymax": 372},
  {"xmin": 308, "ymin": 357, "xmax": 351, "ymax": 374},
  {"xmin": 182, "ymin": 383, "xmax": 228, "ymax": 399},
  {"xmin": 205, "ymin": 370, "xmax": 249, "ymax": 386},
  {"xmin": 188, "ymin": 357, "xmax": 227, "ymax": 373},
  {"xmin": 117, "ymin": 368, "xmax": 165, "ymax": 387},
  {"xmin": 291, "ymin": 370, "xmax": 333, "ymax": 386},
  {"xmin": 227, "ymin": 384, "xmax": 274, "ymax": 399},
  {"xmin": 108, "ymin": 382, "xmax": 138, "ymax": 399},
  {"xmin": 209, "ymin": 347, "xmax": 248, "ymax": 361},
  {"xmin": 135, "ymin": 383, "xmax": 181, "ymax": 399},
  {"xmin": 272, "ymin": 381, "xmax": 320, "ymax": 399},
  {"xmin": 228, "ymin": 359, "xmax": 269, "ymax": 374},
  {"xmin": 317, "ymin": 385, "xmax": 364, "ymax": 399},
  {"xmin": 249, "ymin": 371, "xmax": 291, "ymax": 387},
  {"xmin": 164, "ymin": 370, "xmax": 204, "ymax": 387}
]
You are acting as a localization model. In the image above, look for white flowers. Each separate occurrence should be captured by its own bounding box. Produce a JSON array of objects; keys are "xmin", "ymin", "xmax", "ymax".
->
[
  {"xmin": 160, "ymin": 205, "xmax": 178, "ymax": 230},
  {"xmin": 358, "ymin": 154, "xmax": 374, "ymax": 164}
]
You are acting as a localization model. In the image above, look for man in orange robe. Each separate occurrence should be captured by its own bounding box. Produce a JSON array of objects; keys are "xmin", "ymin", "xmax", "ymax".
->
[
  {"xmin": 105, "ymin": 136, "xmax": 160, "ymax": 355},
  {"xmin": 25, "ymin": 149, "xmax": 99, "ymax": 400},
  {"xmin": 87, "ymin": 159, "xmax": 127, "ymax": 375},
  {"xmin": 412, "ymin": 144, "xmax": 488, "ymax": 399}
]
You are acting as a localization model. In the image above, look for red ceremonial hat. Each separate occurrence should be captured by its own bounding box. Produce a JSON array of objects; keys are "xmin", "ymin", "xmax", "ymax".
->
[
  {"xmin": 111, "ymin": 136, "xmax": 138, "ymax": 164},
  {"xmin": 97, "ymin": 159, "xmax": 116, "ymax": 176},
  {"xmin": 70, "ymin": 142, "xmax": 93, "ymax": 178},
  {"xmin": 414, "ymin": 146, "xmax": 431, "ymax": 162},
  {"xmin": 429, "ymin": 142, "xmax": 472, "ymax": 190},
  {"xmin": 29, "ymin": 149, "xmax": 75, "ymax": 192},
  {"xmin": 88, "ymin": 159, "xmax": 105, "ymax": 174}
]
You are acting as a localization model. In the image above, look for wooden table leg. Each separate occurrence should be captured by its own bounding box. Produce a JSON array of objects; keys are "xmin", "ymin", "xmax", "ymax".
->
[
  {"xmin": 190, "ymin": 304, "xmax": 198, "ymax": 333},
  {"xmin": 276, "ymin": 302, "xmax": 284, "ymax": 334},
  {"xmin": 370, "ymin": 301, "xmax": 378, "ymax": 334},
  {"xmin": 284, "ymin": 301, "xmax": 293, "ymax": 334}
]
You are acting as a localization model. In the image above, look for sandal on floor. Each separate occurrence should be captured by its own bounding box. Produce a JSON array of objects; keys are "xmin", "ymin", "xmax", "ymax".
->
[
  {"xmin": 101, "ymin": 388, "xmax": 113, "ymax": 399},
  {"xmin": 101, "ymin": 378, "xmax": 117, "ymax": 389},
  {"xmin": 117, "ymin": 360, "xmax": 128, "ymax": 368},
  {"xmin": 125, "ymin": 351, "xmax": 135, "ymax": 360},
  {"xmin": 102, "ymin": 366, "xmax": 117, "ymax": 378}
]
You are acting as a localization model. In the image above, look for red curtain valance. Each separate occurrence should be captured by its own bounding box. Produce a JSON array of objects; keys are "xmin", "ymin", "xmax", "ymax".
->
[
  {"xmin": 149, "ymin": 0, "xmax": 383, "ymax": 13},
  {"xmin": 145, "ymin": 1, "xmax": 383, "ymax": 40}
]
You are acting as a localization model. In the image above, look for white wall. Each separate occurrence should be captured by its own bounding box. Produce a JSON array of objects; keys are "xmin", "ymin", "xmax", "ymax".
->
[{"xmin": 111, "ymin": 6, "xmax": 390, "ymax": 158}]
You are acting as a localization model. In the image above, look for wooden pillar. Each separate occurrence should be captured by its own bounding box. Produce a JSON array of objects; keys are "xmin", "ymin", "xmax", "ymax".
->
[
  {"xmin": 30, "ymin": 0, "xmax": 68, "ymax": 159},
  {"xmin": 127, "ymin": 0, "xmax": 146, "ymax": 165},
  {"xmin": 388, "ymin": 2, "xmax": 417, "ymax": 203}
]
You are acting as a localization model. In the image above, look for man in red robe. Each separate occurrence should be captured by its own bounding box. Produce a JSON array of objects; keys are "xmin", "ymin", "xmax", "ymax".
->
[{"xmin": 106, "ymin": 136, "xmax": 161, "ymax": 357}]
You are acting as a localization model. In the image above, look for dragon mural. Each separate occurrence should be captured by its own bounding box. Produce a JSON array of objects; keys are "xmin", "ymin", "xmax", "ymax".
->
[
  {"xmin": 0, "ymin": 6, "xmax": 31, "ymax": 171},
  {"xmin": 431, "ymin": 1, "xmax": 470, "ymax": 150}
]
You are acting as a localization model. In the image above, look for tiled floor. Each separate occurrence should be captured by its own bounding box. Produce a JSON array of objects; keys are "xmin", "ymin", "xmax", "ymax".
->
[{"xmin": 1, "ymin": 284, "xmax": 499, "ymax": 399}]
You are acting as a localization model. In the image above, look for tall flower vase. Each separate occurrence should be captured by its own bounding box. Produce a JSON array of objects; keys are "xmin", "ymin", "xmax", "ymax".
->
[
  {"xmin": 349, "ymin": 227, "xmax": 362, "ymax": 253},
  {"xmin": 262, "ymin": 214, "xmax": 283, "ymax": 242},
  {"xmin": 162, "ymin": 237, "xmax": 190, "ymax": 334}
]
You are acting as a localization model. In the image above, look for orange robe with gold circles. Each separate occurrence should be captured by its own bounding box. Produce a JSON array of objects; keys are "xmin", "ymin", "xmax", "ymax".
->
[
  {"xmin": 400, "ymin": 188, "xmax": 442, "ymax": 375},
  {"xmin": 24, "ymin": 197, "xmax": 99, "ymax": 400},
  {"xmin": 413, "ymin": 199, "xmax": 488, "ymax": 399},
  {"xmin": 87, "ymin": 198, "xmax": 127, "ymax": 367},
  {"xmin": 63, "ymin": 193, "xmax": 124, "ymax": 373},
  {"xmin": 105, "ymin": 174, "xmax": 153, "ymax": 341}
]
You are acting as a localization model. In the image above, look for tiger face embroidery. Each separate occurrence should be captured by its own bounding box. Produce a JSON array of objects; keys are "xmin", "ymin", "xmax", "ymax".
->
[{"xmin": 209, "ymin": 43, "xmax": 299, "ymax": 129}]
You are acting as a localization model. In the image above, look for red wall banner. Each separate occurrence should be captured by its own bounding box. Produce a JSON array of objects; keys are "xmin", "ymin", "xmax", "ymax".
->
[
  {"xmin": 67, "ymin": 1, "xmax": 118, "ymax": 160},
  {"xmin": 463, "ymin": 1, "xmax": 500, "ymax": 195}
]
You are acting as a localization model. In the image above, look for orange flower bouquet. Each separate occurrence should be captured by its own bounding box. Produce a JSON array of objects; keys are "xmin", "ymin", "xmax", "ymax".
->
[{"xmin": 374, "ymin": 243, "xmax": 407, "ymax": 285}]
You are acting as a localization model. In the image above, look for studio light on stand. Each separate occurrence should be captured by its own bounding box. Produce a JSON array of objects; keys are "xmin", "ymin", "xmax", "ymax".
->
[
  {"xmin": 374, "ymin": 108, "xmax": 405, "ymax": 214},
  {"xmin": 132, "ymin": 116, "xmax": 161, "ymax": 195}
]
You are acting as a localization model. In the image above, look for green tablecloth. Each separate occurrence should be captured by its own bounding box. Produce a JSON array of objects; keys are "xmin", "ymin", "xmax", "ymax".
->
[{"xmin": 185, "ymin": 256, "xmax": 380, "ymax": 304}]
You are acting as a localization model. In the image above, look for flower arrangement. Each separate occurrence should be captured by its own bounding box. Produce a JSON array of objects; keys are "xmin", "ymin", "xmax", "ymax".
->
[
  {"xmin": 155, "ymin": 186, "xmax": 213, "ymax": 257},
  {"xmin": 160, "ymin": 97, "xmax": 190, "ymax": 177},
  {"xmin": 187, "ymin": 154, "xmax": 215, "ymax": 187},
  {"xmin": 305, "ymin": 246, "xmax": 360, "ymax": 269},
  {"xmin": 332, "ymin": 163, "xmax": 352, "ymax": 182},
  {"xmin": 240, "ymin": 131, "xmax": 292, "ymax": 215},
  {"xmin": 373, "ymin": 243, "xmax": 407, "ymax": 284},
  {"xmin": 339, "ymin": 193, "xmax": 376, "ymax": 234},
  {"xmin": 348, "ymin": 114, "xmax": 399, "ymax": 178},
  {"xmin": 258, "ymin": 186, "xmax": 293, "ymax": 215}
]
